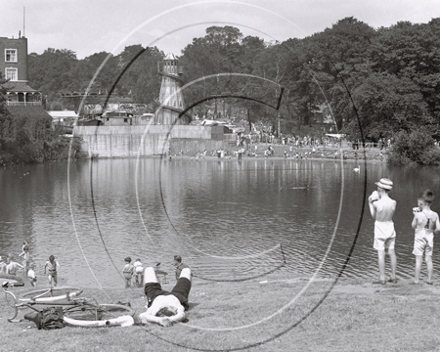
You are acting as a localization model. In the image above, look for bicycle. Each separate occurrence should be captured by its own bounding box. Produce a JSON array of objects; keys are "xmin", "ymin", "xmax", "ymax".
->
[
  {"xmin": 3, "ymin": 282, "xmax": 135, "ymax": 327},
  {"xmin": 18, "ymin": 286, "xmax": 83, "ymax": 303}
]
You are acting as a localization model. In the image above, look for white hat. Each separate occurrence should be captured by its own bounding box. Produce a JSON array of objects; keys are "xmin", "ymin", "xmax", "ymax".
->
[{"xmin": 375, "ymin": 178, "xmax": 393, "ymax": 190}]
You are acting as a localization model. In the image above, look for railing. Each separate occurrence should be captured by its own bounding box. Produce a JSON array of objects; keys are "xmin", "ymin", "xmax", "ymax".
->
[{"xmin": 6, "ymin": 101, "xmax": 42, "ymax": 106}]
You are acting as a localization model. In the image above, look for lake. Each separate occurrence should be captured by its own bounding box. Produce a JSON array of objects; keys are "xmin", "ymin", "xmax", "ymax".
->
[{"xmin": 1, "ymin": 157, "xmax": 440, "ymax": 288}]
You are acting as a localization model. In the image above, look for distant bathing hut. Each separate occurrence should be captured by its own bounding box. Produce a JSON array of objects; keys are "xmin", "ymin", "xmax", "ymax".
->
[{"xmin": 155, "ymin": 53, "xmax": 190, "ymax": 125}]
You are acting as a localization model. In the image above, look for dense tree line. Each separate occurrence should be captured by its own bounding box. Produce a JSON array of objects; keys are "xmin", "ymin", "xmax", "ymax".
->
[
  {"xmin": 28, "ymin": 46, "xmax": 164, "ymax": 110},
  {"xmin": 26, "ymin": 18, "xmax": 440, "ymax": 142},
  {"xmin": 3, "ymin": 17, "xmax": 440, "ymax": 164}
]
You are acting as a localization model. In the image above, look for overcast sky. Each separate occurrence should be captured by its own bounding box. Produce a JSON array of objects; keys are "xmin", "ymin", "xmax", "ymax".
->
[{"xmin": 1, "ymin": 0, "xmax": 439, "ymax": 59}]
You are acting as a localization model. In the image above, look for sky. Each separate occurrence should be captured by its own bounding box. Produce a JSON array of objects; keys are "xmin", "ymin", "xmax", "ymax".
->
[{"xmin": 1, "ymin": 0, "xmax": 439, "ymax": 59}]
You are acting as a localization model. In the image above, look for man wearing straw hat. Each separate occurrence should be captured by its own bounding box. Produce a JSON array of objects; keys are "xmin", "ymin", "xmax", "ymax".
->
[{"xmin": 368, "ymin": 178, "xmax": 397, "ymax": 285}]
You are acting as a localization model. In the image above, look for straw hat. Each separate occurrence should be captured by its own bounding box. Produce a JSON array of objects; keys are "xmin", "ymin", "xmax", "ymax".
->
[{"xmin": 375, "ymin": 178, "xmax": 393, "ymax": 190}]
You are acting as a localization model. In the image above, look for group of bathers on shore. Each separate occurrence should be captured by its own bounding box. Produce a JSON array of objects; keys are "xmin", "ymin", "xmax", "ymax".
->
[
  {"xmin": 0, "ymin": 242, "xmax": 60, "ymax": 287},
  {"xmin": 122, "ymin": 255, "xmax": 192, "ymax": 327},
  {"xmin": 368, "ymin": 178, "xmax": 440, "ymax": 285}
]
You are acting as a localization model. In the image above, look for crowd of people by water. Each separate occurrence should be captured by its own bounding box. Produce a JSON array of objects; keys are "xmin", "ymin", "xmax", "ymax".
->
[
  {"xmin": 368, "ymin": 178, "xmax": 439, "ymax": 285},
  {"xmin": 0, "ymin": 243, "xmax": 60, "ymax": 288}
]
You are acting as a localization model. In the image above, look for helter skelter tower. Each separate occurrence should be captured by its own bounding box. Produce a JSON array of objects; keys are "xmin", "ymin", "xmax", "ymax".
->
[{"xmin": 154, "ymin": 53, "xmax": 190, "ymax": 125}]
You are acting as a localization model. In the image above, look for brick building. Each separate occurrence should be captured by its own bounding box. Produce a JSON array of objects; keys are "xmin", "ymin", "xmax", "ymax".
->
[{"xmin": 0, "ymin": 33, "xmax": 42, "ymax": 105}]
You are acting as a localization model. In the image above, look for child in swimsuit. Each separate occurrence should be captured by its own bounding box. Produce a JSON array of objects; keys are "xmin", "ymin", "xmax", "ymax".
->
[
  {"xmin": 27, "ymin": 264, "xmax": 37, "ymax": 287},
  {"xmin": 6, "ymin": 255, "xmax": 24, "ymax": 276},
  {"xmin": 411, "ymin": 190, "xmax": 440, "ymax": 284},
  {"xmin": 19, "ymin": 241, "xmax": 30, "ymax": 271},
  {"xmin": 44, "ymin": 255, "xmax": 60, "ymax": 287},
  {"xmin": 0, "ymin": 256, "xmax": 6, "ymax": 273},
  {"xmin": 122, "ymin": 257, "xmax": 134, "ymax": 288},
  {"xmin": 134, "ymin": 258, "xmax": 144, "ymax": 287}
]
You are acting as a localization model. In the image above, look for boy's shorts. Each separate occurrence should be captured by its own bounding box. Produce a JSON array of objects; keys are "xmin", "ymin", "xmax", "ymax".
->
[
  {"xmin": 374, "ymin": 221, "xmax": 396, "ymax": 250},
  {"xmin": 413, "ymin": 229, "xmax": 433, "ymax": 257}
]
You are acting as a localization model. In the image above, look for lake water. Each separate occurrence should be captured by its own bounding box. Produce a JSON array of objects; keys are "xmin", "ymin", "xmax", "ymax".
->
[{"xmin": 1, "ymin": 157, "xmax": 440, "ymax": 288}]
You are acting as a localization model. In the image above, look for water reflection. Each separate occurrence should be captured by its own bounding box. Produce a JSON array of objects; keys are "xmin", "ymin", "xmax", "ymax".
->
[{"xmin": 1, "ymin": 159, "xmax": 440, "ymax": 288}]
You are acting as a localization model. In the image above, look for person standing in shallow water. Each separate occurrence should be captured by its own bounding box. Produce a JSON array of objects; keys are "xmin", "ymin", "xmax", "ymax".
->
[
  {"xmin": 44, "ymin": 255, "xmax": 60, "ymax": 287},
  {"xmin": 411, "ymin": 190, "xmax": 440, "ymax": 284},
  {"xmin": 6, "ymin": 254, "xmax": 24, "ymax": 276},
  {"xmin": 19, "ymin": 241, "xmax": 30, "ymax": 272},
  {"xmin": 368, "ymin": 178, "xmax": 397, "ymax": 285}
]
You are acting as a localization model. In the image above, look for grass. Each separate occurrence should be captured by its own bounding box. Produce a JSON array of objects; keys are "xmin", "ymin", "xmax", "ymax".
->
[{"xmin": 2, "ymin": 275, "xmax": 440, "ymax": 352}]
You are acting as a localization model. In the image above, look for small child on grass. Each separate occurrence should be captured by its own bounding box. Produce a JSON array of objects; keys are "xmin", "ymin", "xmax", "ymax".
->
[
  {"xmin": 133, "ymin": 258, "xmax": 144, "ymax": 288},
  {"xmin": 411, "ymin": 189, "xmax": 440, "ymax": 284},
  {"xmin": 27, "ymin": 264, "xmax": 37, "ymax": 287},
  {"xmin": 122, "ymin": 257, "xmax": 134, "ymax": 288}
]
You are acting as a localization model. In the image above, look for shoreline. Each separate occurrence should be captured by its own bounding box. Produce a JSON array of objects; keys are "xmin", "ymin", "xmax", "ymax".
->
[
  {"xmin": 0, "ymin": 144, "xmax": 388, "ymax": 166},
  {"xmin": 2, "ymin": 275, "xmax": 439, "ymax": 351}
]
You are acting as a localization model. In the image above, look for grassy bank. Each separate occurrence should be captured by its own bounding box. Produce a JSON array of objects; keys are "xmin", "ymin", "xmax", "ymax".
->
[{"xmin": 1, "ymin": 275, "xmax": 439, "ymax": 352}]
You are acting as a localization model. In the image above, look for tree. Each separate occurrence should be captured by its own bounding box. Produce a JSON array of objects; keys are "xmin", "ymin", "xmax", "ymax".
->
[
  {"xmin": 180, "ymin": 26, "xmax": 246, "ymax": 118},
  {"xmin": 340, "ymin": 73, "xmax": 430, "ymax": 140},
  {"xmin": 28, "ymin": 48, "xmax": 79, "ymax": 104}
]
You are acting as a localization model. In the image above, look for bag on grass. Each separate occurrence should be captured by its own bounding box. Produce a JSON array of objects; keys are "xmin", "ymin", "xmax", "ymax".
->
[{"xmin": 25, "ymin": 307, "xmax": 65, "ymax": 330}]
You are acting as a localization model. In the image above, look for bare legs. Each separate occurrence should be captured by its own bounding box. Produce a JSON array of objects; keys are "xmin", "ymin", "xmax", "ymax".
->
[
  {"xmin": 377, "ymin": 249, "xmax": 386, "ymax": 281},
  {"xmin": 389, "ymin": 249, "xmax": 397, "ymax": 280},
  {"xmin": 377, "ymin": 249, "xmax": 397, "ymax": 282},
  {"xmin": 414, "ymin": 255, "xmax": 433, "ymax": 284},
  {"xmin": 414, "ymin": 255, "xmax": 423, "ymax": 283},
  {"xmin": 427, "ymin": 256, "xmax": 433, "ymax": 283}
]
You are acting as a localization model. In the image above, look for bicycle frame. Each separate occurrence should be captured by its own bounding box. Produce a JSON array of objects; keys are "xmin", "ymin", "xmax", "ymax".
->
[
  {"xmin": 3, "ymin": 282, "xmax": 134, "ymax": 327},
  {"xmin": 18, "ymin": 286, "xmax": 83, "ymax": 303}
]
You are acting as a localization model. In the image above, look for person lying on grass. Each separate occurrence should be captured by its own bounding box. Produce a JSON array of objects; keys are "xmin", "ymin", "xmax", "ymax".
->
[{"xmin": 139, "ymin": 266, "xmax": 191, "ymax": 327}]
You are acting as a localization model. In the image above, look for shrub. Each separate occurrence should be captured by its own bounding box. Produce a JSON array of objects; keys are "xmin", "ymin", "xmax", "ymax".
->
[{"xmin": 388, "ymin": 129, "xmax": 440, "ymax": 166}]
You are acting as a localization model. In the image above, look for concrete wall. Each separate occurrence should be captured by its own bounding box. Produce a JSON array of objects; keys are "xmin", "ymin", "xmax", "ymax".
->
[{"xmin": 73, "ymin": 124, "xmax": 230, "ymax": 157}]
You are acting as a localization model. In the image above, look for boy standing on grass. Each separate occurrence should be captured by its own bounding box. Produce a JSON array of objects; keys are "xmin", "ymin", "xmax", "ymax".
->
[
  {"xmin": 122, "ymin": 257, "xmax": 134, "ymax": 288},
  {"xmin": 368, "ymin": 178, "xmax": 397, "ymax": 285},
  {"xmin": 27, "ymin": 264, "xmax": 37, "ymax": 287},
  {"xmin": 411, "ymin": 190, "xmax": 440, "ymax": 284},
  {"xmin": 134, "ymin": 258, "xmax": 144, "ymax": 287}
]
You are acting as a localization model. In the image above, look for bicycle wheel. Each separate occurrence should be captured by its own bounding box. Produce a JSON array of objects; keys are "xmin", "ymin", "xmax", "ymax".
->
[
  {"xmin": 64, "ymin": 303, "xmax": 134, "ymax": 327},
  {"xmin": 4, "ymin": 290, "xmax": 19, "ymax": 322},
  {"xmin": 19, "ymin": 287, "xmax": 82, "ymax": 303}
]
